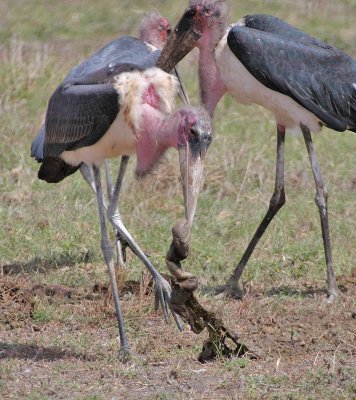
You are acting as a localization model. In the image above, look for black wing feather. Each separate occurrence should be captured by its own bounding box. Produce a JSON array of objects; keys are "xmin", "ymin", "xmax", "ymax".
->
[
  {"xmin": 228, "ymin": 19, "xmax": 356, "ymax": 132},
  {"xmin": 43, "ymin": 83, "xmax": 119, "ymax": 157}
]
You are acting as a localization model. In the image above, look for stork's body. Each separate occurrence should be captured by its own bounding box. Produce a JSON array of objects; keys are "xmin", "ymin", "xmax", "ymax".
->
[
  {"xmin": 159, "ymin": 0, "xmax": 356, "ymax": 301},
  {"xmin": 40, "ymin": 67, "xmax": 179, "ymax": 178},
  {"xmin": 31, "ymin": 12, "xmax": 173, "ymax": 173}
]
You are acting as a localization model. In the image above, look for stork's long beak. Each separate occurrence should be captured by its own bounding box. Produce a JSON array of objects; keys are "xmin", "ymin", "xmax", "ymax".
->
[
  {"xmin": 178, "ymin": 128, "xmax": 212, "ymax": 229},
  {"xmin": 156, "ymin": 7, "xmax": 200, "ymax": 73},
  {"xmin": 174, "ymin": 67, "xmax": 190, "ymax": 105}
]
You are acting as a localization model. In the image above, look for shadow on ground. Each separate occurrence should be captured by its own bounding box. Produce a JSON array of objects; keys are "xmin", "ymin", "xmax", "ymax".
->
[
  {"xmin": 0, "ymin": 342, "xmax": 95, "ymax": 362},
  {"xmin": 266, "ymin": 285, "xmax": 326, "ymax": 298},
  {"xmin": 199, "ymin": 282, "xmax": 326, "ymax": 298},
  {"xmin": 1, "ymin": 251, "xmax": 94, "ymax": 275},
  {"xmin": 200, "ymin": 280, "xmax": 353, "ymax": 299}
]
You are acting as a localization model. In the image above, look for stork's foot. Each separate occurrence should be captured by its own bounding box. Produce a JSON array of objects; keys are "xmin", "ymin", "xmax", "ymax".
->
[
  {"xmin": 118, "ymin": 346, "xmax": 146, "ymax": 365},
  {"xmin": 214, "ymin": 281, "xmax": 245, "ymax": 300},
  {"xmin": 117, "ymin": 346, "xmax": 133, "ymax": 363},
  {"xmin": 326, "ymin": 286, "xmax": 341, "ymax": 304}
]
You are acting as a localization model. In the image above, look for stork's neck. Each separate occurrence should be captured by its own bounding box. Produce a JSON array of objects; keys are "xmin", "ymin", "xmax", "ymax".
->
[
  {"xmin": 158, "ymin": 111, "xmax": 183, "ymax": 148},
  {"xmin": 198, "ymin": 30, "xmax": 226, "ymax": 117},
  {"xmin": 135, "ymin": 106, "xmax": 180, "ymax": 176}
]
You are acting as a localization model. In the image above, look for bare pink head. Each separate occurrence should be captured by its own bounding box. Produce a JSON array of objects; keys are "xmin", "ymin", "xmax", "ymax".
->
[
  {"xmin": 139, "ymin": 12, "xmax": 172, "ymax": 49},
  {"xmin": 135, "ymin": 105, "xmax": 212, "ymax": 227},
  {"xmin": 188, "ymin": 0, "xmax": 228, "ymax": 35},
  {"xmin": 136, "ymin": 106, "xmax": 212, "ymax": 176}
]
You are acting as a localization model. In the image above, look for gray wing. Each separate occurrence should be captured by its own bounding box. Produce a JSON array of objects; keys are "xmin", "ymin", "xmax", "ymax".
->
[
  {"xmin": 228, "ymin": 23, "xmax": 356, "ymax": 132},
  {"xmin": 43, "ymin": 83, "xmax": 119, "ymax": 157},
  {"xmin": 64, "ymin": 36, "xmax": 160, "ymax": 85}
]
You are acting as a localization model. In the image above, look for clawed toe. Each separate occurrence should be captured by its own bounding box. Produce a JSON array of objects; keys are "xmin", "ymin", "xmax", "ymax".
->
[
  {"xmin": 118, "ymin": 347, "xmax": 146, "ymax": 365},
  {"xmin": 325, "ymin": 287, "xmax": 341, "ymax": 303},
  {"xmin": 153, "ymin": 275, "xmax": 184, "ymax": 330},
  {"xmin": 214, "ymin": 283, "xmax": 245, "ymax": 300}
]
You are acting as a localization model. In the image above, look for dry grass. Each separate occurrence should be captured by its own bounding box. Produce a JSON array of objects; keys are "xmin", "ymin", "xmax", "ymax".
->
[{"xmin": 0, "ymin": 273, "xmax": 355, "ymax": 399}]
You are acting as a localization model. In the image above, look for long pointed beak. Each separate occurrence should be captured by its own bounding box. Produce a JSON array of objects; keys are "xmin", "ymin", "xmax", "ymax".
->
[
  {"xmin": 156, "ymin": 8, "xmax": 200, "ymax": 73},
  {"xmin": 178, "ymin": 133, "xmax": 211, "ymax": 229},
  {"xmin": 174, "ymin": 67, "xmax": 190, "ymax": 105}
]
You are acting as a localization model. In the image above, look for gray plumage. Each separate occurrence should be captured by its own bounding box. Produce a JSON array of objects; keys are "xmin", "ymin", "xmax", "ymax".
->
[
  {"xmin": 64, "ymin": 36, "xmax": 160, "ymax": 85},
  {"xmin": 31, "ymin": 36, "xmax": 160, "ymax": 182}
]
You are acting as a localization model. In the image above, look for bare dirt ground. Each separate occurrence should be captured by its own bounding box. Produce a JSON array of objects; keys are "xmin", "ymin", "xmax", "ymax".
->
[{"xmin": 1, "ymin": 268, "xmax": 355, "ymax": 399}]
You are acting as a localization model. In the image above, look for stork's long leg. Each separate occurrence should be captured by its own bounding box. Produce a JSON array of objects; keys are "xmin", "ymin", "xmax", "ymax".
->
[
  {"xmin": 104, "ymin": 160, "xmax": 114, "ymax": 200},
  {"xmin": 80, "ymin": 158, "xmax": 129, "ymax": 206},
  {"xmin": 217, "ymin": 124, "xmax": 286, "ymax": 299},
  {"xmin": 106, "ymin": 170, "xmax": 174, "ymax": 324},
  {"xmin": 300, "ymin": 124, "xmax": 340, "ymax": 301},
  {"xmin": 92, "ymin": 165, "xmax": 130, "ymax": 358},
  {"xmin": 110, "ymin": 156, "xmax": 130, "ymax": 268},
  {"xmin": 80, "ymin": 158, "xmax": 130, "ymax": 268}
]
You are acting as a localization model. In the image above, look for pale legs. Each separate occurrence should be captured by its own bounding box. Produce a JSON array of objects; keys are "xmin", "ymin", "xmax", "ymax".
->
[
  {"xmin": 92, "ymin": 165, "xmax": 130, "ymax": 359},
  {"xmin": 300, "ymin": 124, "xmax": 340, "ymax": 301},
  {"xmin": 81, "ymin": 158, "xmax": 129, "ymax": 268},
  {"xmin": 105, "ymin": 157, "xmax": 130, "ymax": 268},
  {"xmin": 82, "ymin": 160, "xmax": 179, "ymax": 357},
  {"xmin": 105, "ymin": 166, "xmax": 174, "ymax": 322},
  {"xmin": 218, "ymin": 123, "xmax": 340, "ymax": 301}
]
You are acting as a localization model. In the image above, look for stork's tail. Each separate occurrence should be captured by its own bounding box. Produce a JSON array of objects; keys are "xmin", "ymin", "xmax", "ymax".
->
[
  {"xmin": 38, "ymin": 157, "xmax": 80, "ymax": 183},
  {"xmin": 31, "ymin": 124, "xmax": 45, "ymax": 162}
]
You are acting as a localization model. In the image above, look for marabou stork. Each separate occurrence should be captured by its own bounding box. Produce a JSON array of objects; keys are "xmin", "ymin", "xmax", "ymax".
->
[
  {"xmin": 31, "ymin": 13, "xmax": 182, "ymax": 283},
  {"xmin": 31, "ymin": 23, "xmax": 212, "ymax": 358},
  {"xmin": 158, "ymin": 0, "xmax": 356, "ymax": 301},
  {"xmin": 32, "ymin": 14, "xmax": 188, "ymax": 251}
]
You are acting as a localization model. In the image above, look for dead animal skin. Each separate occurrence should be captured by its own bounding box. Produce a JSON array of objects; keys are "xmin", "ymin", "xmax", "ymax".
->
[{"xmin": 166, "ymin": 219, "xmax": 262, "ymax": 362}]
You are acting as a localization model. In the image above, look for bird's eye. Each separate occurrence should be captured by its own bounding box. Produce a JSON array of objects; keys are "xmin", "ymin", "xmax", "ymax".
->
[{"xmin": 166, "ymin": 28, "xmax": 172, "ymax": 35}]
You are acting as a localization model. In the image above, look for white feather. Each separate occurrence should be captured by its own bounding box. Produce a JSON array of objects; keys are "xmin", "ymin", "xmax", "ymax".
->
[{"xmin": 114, "ymin": 67, "xmax": 178, "ymax": 134}]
